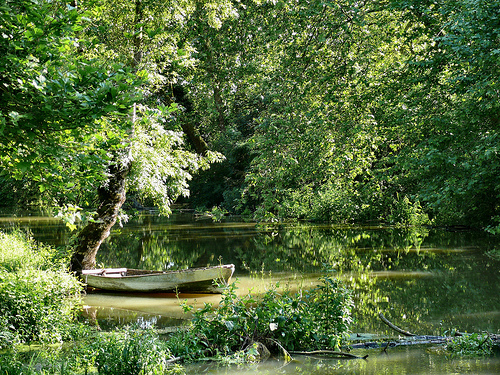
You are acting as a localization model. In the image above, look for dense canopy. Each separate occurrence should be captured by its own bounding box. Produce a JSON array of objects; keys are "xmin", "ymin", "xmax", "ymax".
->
[{"xmin": 1, "ymin": 0, "xmax": 499, "ymax": 232}]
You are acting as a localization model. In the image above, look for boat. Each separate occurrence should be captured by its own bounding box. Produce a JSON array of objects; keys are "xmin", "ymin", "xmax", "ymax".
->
[{"xmin": 81, "ymin": 264, "xmax": 235, "ymax": 293}]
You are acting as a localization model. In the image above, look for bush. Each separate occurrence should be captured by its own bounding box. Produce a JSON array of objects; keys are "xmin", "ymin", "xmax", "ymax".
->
[
  {"xmin": 387, "ymin": 194, "xmax": 430, "ymax": 227},
  {"xmin": 172, "ymin": 275, "xmax": 353, "ymax": 360},
  {"xmin": 0, "ymin": 230, "xmax": 69, "ymax": 272},
  {"xmin": 0, "ymin": 230, "xmax": 82, "ymax": 348},
  {"xmin": 0, "ymin": 269, "xmax": 82, "ymax": 347},
  {"xmin": 0, "ymin": 352, "xmax": 38, "ymax": 375},
  {"xmin": 94, "ymin": 327, "xmax": 184, "ymax": 375},
  {"xmin": 0, "ymin": 326, "xmax": 186, "ymax": 375},
  {"xmin": 0, "ymin": 230, "xmax": 46, "ymax": 272}
]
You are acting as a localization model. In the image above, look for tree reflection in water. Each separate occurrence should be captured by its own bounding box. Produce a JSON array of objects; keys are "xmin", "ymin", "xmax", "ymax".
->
[{"xmin": 95, "ymin": 213, "xmax": 500, "ymax": 336}]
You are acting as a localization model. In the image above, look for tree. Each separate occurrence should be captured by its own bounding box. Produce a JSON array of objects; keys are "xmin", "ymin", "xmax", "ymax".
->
[
  {"xmin": 365, "ymin": 0, "xmax": 500, "ymax": 227},
  {"xmin": 181, "ymin": 0, "xmax": 499, "ymax": 228},
  {"xmin": 0, "ymin": 0, "xmax": 220, "ymax": 271},
  {"xmin": 2, "ymin": 0, "xmax": 498, "ymax": 235},
  {"xmin": 1, "ymin": 0, "xmax": 144, "ymax": 271},
  {"xmin": 0, "ymin": 0, "xmax": 139, "ymax": 204}
]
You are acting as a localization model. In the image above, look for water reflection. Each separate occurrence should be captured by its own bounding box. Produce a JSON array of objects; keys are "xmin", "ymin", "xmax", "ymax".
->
[
  {"xmin": 2, "ymin": 212, "xmax": 500, "ymax": 374},
  {"xmin": 1, "ymin": 212, "xmax": 499, "ymax": 338},
  {"xmin": 185, "ymin": 347, "xmax": 500, "ymax": 374},
  {"xmin": 80, "ymin": 273, "xmax": 323, "ymax": 332},
  {"xmin": 89, "ymin": 214, "xmax": 500, "ymax": 338}
]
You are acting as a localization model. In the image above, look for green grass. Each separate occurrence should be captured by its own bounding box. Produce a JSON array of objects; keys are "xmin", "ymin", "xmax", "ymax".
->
[{"xmin": 0, "ymin": 230, "xmax": 56, "ymax": 272}]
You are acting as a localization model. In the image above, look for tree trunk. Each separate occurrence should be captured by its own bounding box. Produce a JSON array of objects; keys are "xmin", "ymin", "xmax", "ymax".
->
[
  {"xmin": 180, "ymin": 121, "xmax": 209, "ymax": 155},
  {"xmin": 203, "ymin": 39, "xmax": 226, "ymax": 131},
  {"xmin": 131, "ymin": 0, "xmax": 143, "ymax": 68},
  {"xmin": 70, "ymin": 0, "xmax": 143, "ymax": 273},
  {"xmin": 70, "ymin": 160, "xmax": 130, "ymax": 273},
  {"xmin": 213, "ymin": 82, "xmax": 226, "ymax": 131}
]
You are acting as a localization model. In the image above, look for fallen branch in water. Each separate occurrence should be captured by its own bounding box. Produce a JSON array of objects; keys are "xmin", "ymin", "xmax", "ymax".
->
[
  {"xmin": 350, "ymin": 336, "xmax": 450, "ymax": 349},
  {"xmin": 348, "ymin": 314, "xmax": 500, "ymax": 354},
  {"xmin": 290, "ymin": 350, "xmax": 368, "ymax": 360},
  {"xmin": 378, "ymin": 312, "xmax": 416, "ymax": 337}
]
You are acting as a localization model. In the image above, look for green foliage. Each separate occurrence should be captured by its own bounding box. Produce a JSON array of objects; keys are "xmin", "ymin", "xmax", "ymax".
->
[
  {"xmin": 446, "ymin": 333, "xmax": 494, "ymax": 357},
  {"xmin": 0, "ymin": 230, "xmax": 69, "ymax": 271},
  {"xmin": 0, "ymin": 230, "xmax": 45, "ymax": 271},
  {"xmin": 2, "ymin": 0, "xmax": 499, "ymax": 230},
  {"xmin": 365, "ymin": 0, "xmax": 500, "ymax": 228},
  {"xmin": 128, "ymin": 104, "xmax": 223, "ymax": 216},
  {"xmin": 387, "ymin": 195, "xmax": 430, "ymax": 227},
  {"xmin": 172, "ymin": 276, "xmax": 353, "ymax": 360},
  {"xmin": 94, "ymin": 327, "xmax": 183, "ymax": 375},
  {"xmin": 0, "ymin": 352, "xmax": 40, "ymax": 375},
  {"xmin": 485, "ymin": 248, "xmax": 500, "ymax": 261},
  {"xmin": 179, "ymin": 0, "xmax": 500, "ymax": 229},
  {"xmin": 0, "ymin": 0, "xmax": 141, "ymax": 207},
  {"xmin": 0, "ymin": 269, "xmax": 82, "ymax": 348},
  {"xmin": 0, "ymin": 230, "xmax": 82, "ymax": 348},
  {"xmin": 0, "ymin": 326, "xmax": 186, "ymax": 375}
]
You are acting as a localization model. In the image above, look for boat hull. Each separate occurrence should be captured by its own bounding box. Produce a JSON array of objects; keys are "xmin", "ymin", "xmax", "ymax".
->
[{"xmin": 83, "ymin": 264, "xmax": 235, "ymax": 293}]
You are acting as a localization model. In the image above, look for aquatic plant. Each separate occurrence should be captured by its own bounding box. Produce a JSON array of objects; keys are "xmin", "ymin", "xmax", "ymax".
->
[
  {"xmin": 170, "ymin": 275, "xmax": 353, "ymax": 361},
  {"xmin": 446, "ymin": 333, "xmax": 493, "ymax": 357}
]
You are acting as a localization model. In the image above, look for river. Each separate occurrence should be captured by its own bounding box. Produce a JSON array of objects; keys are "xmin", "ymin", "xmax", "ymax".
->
[{"xmin": 1, "ymin": 211, "xmax": 499, "ymax": 374}]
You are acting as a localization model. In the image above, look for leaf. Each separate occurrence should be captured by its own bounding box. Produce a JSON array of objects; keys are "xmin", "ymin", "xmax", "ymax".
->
[
  {"xmin": 224, "ymin": 320, "xmax": 235, "ymax": 331},
  {"xmin": 16, "ymin": 162, "xmax": 31, "ymax": 173}
]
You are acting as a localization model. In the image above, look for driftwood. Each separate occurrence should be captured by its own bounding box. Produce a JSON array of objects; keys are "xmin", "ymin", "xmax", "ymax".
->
[
  {"xmin": 350, "ymin": 336, "xmax": 450, "ymax": 350},
  {"xmin": 378, "ymin": 312, "xmax": 416, "ymax": 336},
  {"xmin": 349, "ymin": 312, "xmax": 500, "ymax": 351},
  {"xmin": 290, "ymin": 350, "xmax": 368, "ymax": 360}
]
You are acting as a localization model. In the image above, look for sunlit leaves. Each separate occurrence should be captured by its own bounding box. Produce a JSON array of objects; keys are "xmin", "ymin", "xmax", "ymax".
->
[
  {"xmin": 129, "ymin": 104, "xmax": 224, "ymax": 215},
  {"xmin": 368, "ymin": 0, "xmax": 500, "ymax": 226},
  {"xmin": 0, "ymin": 0, "xmax": 142, "ymax": 205}
]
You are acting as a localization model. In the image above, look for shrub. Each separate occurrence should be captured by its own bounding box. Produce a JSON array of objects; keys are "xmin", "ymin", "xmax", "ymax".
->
[
  {"xmin": 94, "ymin": 327, "xmax": 184, "ymax": 375},
  {"xmin": 0, "ymin": 326, "xmax": 186, "ymax": 375},
  {"xmin": 172, "ymin": 275, "xmax": 353, "ymax": 360},
  {"xmin": 0, "ymin": 230, "xmax": 82, "ymax": 348},
  {"xmin": 0, "ymin": 352, "xmax": 38, "ymax": 375},
  {"xmin": 0, "ymin": 230, "xmax": 45, "ymax": 271},
  {"xmin": 387, "ymin": 194, "xmax": 430, "ymax": 227},
  {"xmin": 0, "ymin": 268, "xmax": 82, "ymax": 347},
  {"xmin": 0, "ymin": 230, "xmax": 69, "ymax": 272}
]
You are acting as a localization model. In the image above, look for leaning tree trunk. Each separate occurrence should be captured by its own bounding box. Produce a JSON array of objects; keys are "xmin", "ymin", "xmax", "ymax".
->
[
  {"xmin": 70, "ymin": 161, "xmax": 131, "ymax": 273},
  {"xmin": 70, "ymin": 0, "xmax": 143, "ymax": 274}
]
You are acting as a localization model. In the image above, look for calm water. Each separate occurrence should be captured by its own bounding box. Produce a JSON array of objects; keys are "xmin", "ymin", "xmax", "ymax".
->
[{"xmin": 1, "ymin": 211, "xmax": 499, "ymax": 374}]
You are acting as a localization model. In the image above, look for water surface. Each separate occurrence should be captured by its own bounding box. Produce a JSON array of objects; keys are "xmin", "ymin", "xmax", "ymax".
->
[{"xmin": 1, "ymin": 211, "xmax": 499, "ymax": 374}]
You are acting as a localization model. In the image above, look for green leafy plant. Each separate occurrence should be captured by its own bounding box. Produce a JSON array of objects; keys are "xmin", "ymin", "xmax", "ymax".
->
[
  {"xmin": 95, "ymin": 326, "xmax": 182, "ymax": 375},
  {"xmin": 0, "ymin": 269, "xmax": 82, "ymax": 347},
  {"xmin": 485, "ymin": 248, "xmax": 500, "ymax": 260},
  {"xmin": 0, "ymin": 230, "xmax": 50, "ymax": 272},
  {"xmin": 446, "ymin": 333, "xmax": 493, "ymax": 357},
  {"xmin": 172, "ymin": 275, "xmax": 353, "ymax": 361},
  {"xmin": 387, "ymin": 195, "xmax": 430, "ymax": 227},
  {"xmin": 0, "ymin": 351, "xmax": 39, "ymax": 375},
  {"xmin": 0, "ymin": 230, "xmax": 83, "ymax": 348}
]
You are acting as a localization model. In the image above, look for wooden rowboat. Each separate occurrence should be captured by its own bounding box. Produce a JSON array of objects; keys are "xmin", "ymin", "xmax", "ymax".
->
[{"xmin": 82, "ymin": 264, "xmax": 235, "ymax": 293}]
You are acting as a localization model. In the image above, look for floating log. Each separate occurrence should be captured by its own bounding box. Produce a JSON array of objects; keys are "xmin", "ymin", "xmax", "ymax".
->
[{"xmin": 290, "ymin": 350, "xmax": 368, "ymax": 360}]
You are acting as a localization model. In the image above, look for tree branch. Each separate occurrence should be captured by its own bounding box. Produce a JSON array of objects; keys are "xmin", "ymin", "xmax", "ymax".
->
[{"xmin": 378, "ymin": 312, "xmax": 416, "ymax": 337}]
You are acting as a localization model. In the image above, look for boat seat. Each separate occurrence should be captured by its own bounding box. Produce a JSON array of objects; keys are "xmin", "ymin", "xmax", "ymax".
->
[{"xmin": 82, "ymin": 268, "xmax": 127, "ymax": 277}]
